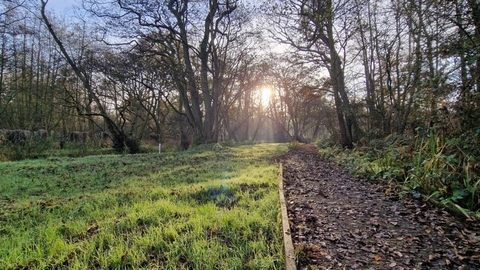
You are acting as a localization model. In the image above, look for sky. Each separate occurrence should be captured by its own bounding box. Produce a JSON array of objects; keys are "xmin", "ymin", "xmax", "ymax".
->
[{"xmin": 44, "ymin": 0, "xmax": 79, "ymax": 14}]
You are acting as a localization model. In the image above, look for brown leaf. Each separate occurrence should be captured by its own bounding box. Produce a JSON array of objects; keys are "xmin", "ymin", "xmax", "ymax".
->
[
  {"xmin": 470, "ymin": 255, "xmax": 480, "ymax": 261},
  {"xmin": 86, "ymin": 223, "xmax": 99, "ymax": 235},
  {"xmin": 308, "ymin": 244, "xmax": 323, "ymax": 253},
  {"xmin": 393, "ymin": 250, "xmax": 403, "ymax": 257},
  {"xmin": 388, "ymin": 220, "xmax": 398, "ymax": 226},
  {"xmin": 428, "ymin": 254, "xmax": 441, "ymax": 261}
]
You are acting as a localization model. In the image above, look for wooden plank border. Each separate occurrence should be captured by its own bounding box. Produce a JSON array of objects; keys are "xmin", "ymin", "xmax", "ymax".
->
[{"xmin": 278, "ymin": 163, "xmax": 297, "ymax": 270}]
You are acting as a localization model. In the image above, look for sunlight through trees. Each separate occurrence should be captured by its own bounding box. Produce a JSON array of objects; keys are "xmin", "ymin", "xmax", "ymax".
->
[{"xmin": 0, "ymin": 0, "xmax": 478, "ymax": 149}]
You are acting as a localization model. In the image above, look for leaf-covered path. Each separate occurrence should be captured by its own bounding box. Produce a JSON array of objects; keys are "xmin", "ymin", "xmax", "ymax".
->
[{"xmin": 281, "ymin": 144, "xmax": 480, "ymax": 269}]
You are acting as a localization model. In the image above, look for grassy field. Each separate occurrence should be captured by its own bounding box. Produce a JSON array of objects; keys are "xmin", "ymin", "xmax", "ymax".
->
[{"xmin": 0, "ymin": 143, "xmax": 288, "ymax": 269}]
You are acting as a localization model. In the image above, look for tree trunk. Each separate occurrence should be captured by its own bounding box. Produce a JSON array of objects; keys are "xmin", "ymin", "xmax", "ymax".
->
[{"xmin": 169, "ymin": 3, "xmax": 205, "ymax": 144}]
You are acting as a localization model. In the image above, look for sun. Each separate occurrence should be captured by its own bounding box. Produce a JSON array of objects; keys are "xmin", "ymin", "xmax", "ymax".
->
[{"xmin": 259, "ymin": 86, "xmax": 273, "ymax": 108}]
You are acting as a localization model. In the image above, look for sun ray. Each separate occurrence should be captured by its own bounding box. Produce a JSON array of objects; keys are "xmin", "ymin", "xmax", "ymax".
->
[{"xmin": 259, "ymin": 86, "xmax": 272, "ymax": 108}]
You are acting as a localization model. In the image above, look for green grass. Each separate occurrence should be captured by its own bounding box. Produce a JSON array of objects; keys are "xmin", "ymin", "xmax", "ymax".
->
[{"xmin": 0, "ymin": 143, "xmax": 287, "ymax": 269}]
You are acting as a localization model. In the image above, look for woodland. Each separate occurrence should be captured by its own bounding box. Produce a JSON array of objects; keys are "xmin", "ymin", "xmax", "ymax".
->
[{"xmin": 1, "ymin": 0, "xmax": 479, "ymax": 215}]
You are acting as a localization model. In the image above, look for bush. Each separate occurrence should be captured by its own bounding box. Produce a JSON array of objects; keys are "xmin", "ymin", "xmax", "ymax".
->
[{"xmin": 0, "ymin": 135, "xmax": 54, "ymax": 160}]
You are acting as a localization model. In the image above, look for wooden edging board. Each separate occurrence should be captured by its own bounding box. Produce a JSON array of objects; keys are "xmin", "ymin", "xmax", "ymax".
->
[{"xmin": 278, "ymin": 163, "xmax": 297, "ymax": 270}]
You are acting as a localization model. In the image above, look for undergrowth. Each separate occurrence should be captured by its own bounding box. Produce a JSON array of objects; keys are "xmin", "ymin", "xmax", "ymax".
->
[
  {"xmin": 0, "ymin": 135, "xmax": 180, "ymax": 162},
  {"xmin": 317, "ymin": 130, "xmax": 480, "ymax": 220},
  {"xmin": 0, "ymin": 143, "xmax": 287, "ymax": 269}
]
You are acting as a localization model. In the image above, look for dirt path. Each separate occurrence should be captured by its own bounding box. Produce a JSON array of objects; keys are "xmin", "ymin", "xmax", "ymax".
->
[{"xmin": 281, "ymin": 144, "xmax": 480, "ymax": 270}]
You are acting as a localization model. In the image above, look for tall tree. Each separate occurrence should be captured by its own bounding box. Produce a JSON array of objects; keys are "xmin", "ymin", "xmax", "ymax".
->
[
  {"xmin": 266, "ymin": 55, "xmax": 324, "ymax": 142},
  {"xmin": 40, "ymin": 0, "xmax": 141, "ymax": 153},
  {"xmin": 84, "ymin": 0, "xmax": 251, "ymax": 144},
  {"xmin": 268, "ymin": 0, "xmax": 361, "ymax": 147}
]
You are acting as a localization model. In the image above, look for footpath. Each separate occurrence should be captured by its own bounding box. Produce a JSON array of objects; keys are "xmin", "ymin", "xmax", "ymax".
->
[{"xmin": 280, "ymin": 144, "xmax": 480, "ymax": 269}]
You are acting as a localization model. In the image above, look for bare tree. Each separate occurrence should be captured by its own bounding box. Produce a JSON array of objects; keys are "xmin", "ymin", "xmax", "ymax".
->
[
  {"xmin": 265, "ymin": 55, "xmax": 324, "ymax": 142},
  {"xmin": 40, "ymin": 0, "xmax": 141, "ymax": 153},
  {"xmin": 83, "ymin": 0, "xmax": 252, "ymax": 145},
  {"xmin": 267, "ymin": 0, "xmax": 361, "ymax": 147}
]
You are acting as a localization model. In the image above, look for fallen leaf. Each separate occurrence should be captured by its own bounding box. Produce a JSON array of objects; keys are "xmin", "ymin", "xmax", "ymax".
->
[
  {"xmin": 470, "ymin": 255, "xmax": 480, "ymax": 261},
  {"xmin": 309, "ymin": 244, "xmax": 322, "ymax": 253},
  {"xmin": 393, "ymin": 250, "xmax": 403, "ymax": 257},
  {"xmin": 389, "ymin": 220, "xmax": 398, "ymax": 226},
  {"xmin": 428, "ymin": 254, "xmax": 441, "ymax": 261},
  {"xmin": 86, "ymin": 224, "xmax": 99, "ymax": 235}
]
